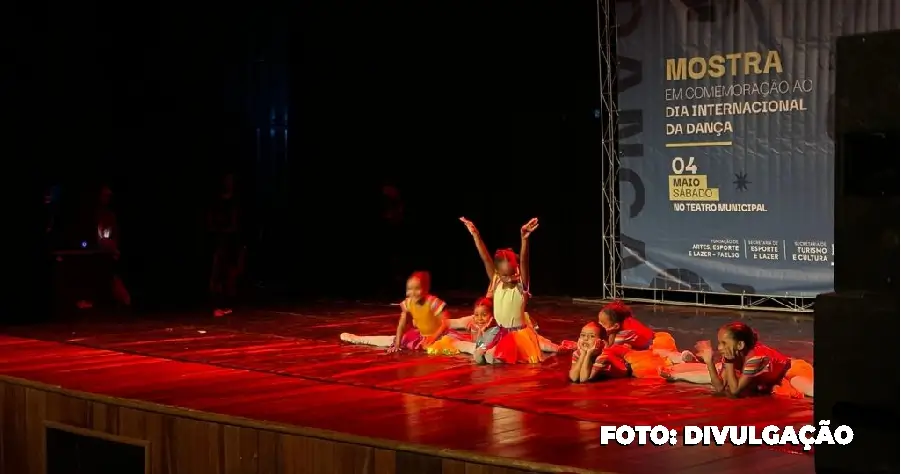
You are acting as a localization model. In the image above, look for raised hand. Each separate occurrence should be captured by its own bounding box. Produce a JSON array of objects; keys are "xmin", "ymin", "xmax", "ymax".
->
[
  {"xmin": 459, "ymin": 217, "xmax": 479, "ymax": 235},
  {"xmin": 521, "ymin": 218, "xmax": 539, "ymax": 239},
  {"xmin": 695, "ymin": 340, "xmax": 714, "ymax": 364}
]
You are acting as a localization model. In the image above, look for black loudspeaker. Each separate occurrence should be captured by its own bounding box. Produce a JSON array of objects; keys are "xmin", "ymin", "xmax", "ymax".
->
[
  {"xmin": 833, "ymin": 30, "xmax": 900, "ymax": 294},
  {"xmin": 814, "ymin": 291, "xmax": 898, "ymax": 474},
  {"xmin": 817, "ymin": 30, "xmax": 900, "ymax": 474}
]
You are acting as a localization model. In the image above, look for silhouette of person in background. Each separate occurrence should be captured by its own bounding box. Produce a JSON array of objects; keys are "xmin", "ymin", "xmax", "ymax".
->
[
  {"xmin": 208, "ymin": 173, "xmax": 245, "ymax": 317},
  {"xmin": 98, "ymin": 185, "xmax": 131, "ymax": 307},
  {"xmin": 379, "ymin": 181, "xmax": 405, "ymax": 294},
  {"xmin": 77, "ymin": 185, "xmax": 131, "ymax": 309},
  {"xmin": 44, "ymin": 185, "xmax": 60, "ymax": 234}
]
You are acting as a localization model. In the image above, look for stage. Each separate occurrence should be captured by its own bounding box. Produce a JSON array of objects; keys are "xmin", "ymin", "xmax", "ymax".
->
[{"xmin": 0, "ymin": 300, "xmax": 814, "ymax": 473}]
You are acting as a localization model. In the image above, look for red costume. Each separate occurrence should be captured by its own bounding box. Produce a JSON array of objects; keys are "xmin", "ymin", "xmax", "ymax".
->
[{"xmin": 718, "ymin": 343, "xmax": 792, "ymax": 395}]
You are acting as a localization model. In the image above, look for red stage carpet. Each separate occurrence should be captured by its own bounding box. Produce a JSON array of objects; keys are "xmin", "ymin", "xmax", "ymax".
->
[{"xmin": 0, "ymin": 301, "xmax": 814, "ymax": 473}]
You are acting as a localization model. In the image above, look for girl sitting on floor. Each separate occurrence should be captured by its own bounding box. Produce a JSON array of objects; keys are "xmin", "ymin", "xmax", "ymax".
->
[
  {"xmin": 430, "ymin": 297, "xmax": 558, "ymax": 358},
  {"xmin": 659, "ymin": 322, "xmax": 814, "ymax": 398},
  {"xmin": 427, "ymin": 297, "xmax": 499, "ymax": 356},
  {"xmin": 340, "ymin": 271, "xmax": 449, "ymax": 353},
  {"xmin": 459, "ymin": 216, "xmax": 548, "ymax": 364}
]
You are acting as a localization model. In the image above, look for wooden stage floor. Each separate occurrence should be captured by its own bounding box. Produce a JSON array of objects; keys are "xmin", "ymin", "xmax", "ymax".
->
[{"xmin": 0, "ymin": 300, "xmax": 814, "ymax": 473}]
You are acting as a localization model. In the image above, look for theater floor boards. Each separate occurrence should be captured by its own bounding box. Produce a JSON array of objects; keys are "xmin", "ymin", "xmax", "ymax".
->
[{"xmin": 0, "ymin": 300, "xmax": 814, "ymax": 473}]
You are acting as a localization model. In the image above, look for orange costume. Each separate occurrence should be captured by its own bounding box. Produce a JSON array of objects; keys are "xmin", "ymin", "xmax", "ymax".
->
[
  {"xmin": 593, "ymin": 302, "xmax": 678, "ymax": 378},
  {"xmin": 339, "ymin": 295, "xmax": 447, "ymax": 351},
  {"xmin": 396, "ymin": 295, "xmax": 447, "ymax": 349},
  {"xmin": 484, "ymin": 275, "xmax": 543, "ymax": 364}
]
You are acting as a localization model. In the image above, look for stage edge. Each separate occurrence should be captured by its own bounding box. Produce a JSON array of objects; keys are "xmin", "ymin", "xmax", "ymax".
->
[{"xmin": 0, "ymin": 374, "xmax": 608, "ymax": 474}]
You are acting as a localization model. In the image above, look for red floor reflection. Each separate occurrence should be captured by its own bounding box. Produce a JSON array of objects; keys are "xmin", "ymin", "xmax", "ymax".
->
[{"xmin": 0, "ymin": 301, "xmax": 814, "ymax": 473}]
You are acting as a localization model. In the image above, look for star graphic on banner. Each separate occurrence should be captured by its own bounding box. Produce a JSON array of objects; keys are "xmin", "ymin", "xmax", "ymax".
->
[{"xmin": 733, "ymin": 172, "xmax": 751, "ymax": 191}]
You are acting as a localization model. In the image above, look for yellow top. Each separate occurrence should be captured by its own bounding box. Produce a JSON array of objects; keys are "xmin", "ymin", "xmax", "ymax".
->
[
  {"xmin": 403, "ymin": 295, "xmax": 446, "ymax": 336},
  {"xmin": 493, "ymin": 281, "xmax": 525, "ymax": 328}
]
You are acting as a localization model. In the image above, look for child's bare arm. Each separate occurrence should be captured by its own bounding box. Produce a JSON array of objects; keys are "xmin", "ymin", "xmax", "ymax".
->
[
  {"xmin": 460, "ymin": 217, "xmax": 496, "ymax": 280},
  {"xmin": 569, "ymin": 352, "xmax": 588, "ymax": 382},
  {"xmin": 578, "ymin": 353, "xmax": 596, "ymax": 382},
  {"xmin": 519, "ymin": 218, "xmax": 538, "ymax": 289},
  {"xmin": 722, "ymin": 364, "xmax": 756, "ymax": 397},
  {"xmin": 389, "ymin": 306, "xmax": 407, "ymax": 353},
  {"xmin": 706, "ymin": 360, "xmax": 725, "ymax": 392}
]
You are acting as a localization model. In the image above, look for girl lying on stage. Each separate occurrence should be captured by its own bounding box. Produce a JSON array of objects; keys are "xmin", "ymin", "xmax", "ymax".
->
[
  {"xmin": 427, "ymin": 297, "xmax": 559, "ymax": 357},
  {"xmin": 459, "ymin": 216, "xmax": 548, "ymax": 364},
  {"xmin": 569, "ymin": 322, "xmax": 627, "ymax": 382},
  {"xmin": 564, "ymin": 301, "xmax": 694, "ymax": 381},
  {"xmin": 599, "ymin": 300, "xmax": 699, "ymax": 373},
  {"xmin": 658, "ymin": 322, "xmax": 814, "ymax": 398},
  {"xmin": 340, "ymin": 271, "xmax": 449, "ymax": 353}
]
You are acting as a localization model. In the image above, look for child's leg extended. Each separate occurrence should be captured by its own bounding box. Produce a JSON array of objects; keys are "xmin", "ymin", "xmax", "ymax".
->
[
  {"xmin": 340, "ymin": 333, "xmax": 395, "ymax": 347},
  {"xmin": 659, "ymin": 362, "xmax": 713, "ymax": 384},
  {"xmin": 471, "ymin": 346, "xmax": 502, "ymax": 365},
  {"xmin": 786, "ymin": 359, "xmax": 814, "ymax": 397},
  {"xmin": 537, "ymin": 335, "xmax": 559, "ymax": 353},
  {"xmin": 790, "ymin": 376, "xmax": 814, "ymax": 397},
  {"xmin": 447, "ymin": 315, "xmax": 473, "ymax": 330},
  {"xmin": 481, "ymin": 347, "xmax": 501, "ymax": 364},
  {"xmin": 653, "ymin": 349, "xmax": 698, "ymax": 364},
  {"xmin": 453, "ymin": 340, "xmax": 477, "ymax": 354}
]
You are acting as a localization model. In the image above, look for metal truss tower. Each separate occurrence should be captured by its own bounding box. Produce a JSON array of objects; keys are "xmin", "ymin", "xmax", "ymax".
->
[{"xmin": 597, "ymin": 0, "xmax": 622, "ymax": 301}]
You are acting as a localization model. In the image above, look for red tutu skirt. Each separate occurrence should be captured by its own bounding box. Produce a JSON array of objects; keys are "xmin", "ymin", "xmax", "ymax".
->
[{"xmin": 487, "ymin": 326, "xmax": 543, "ymax": 364}]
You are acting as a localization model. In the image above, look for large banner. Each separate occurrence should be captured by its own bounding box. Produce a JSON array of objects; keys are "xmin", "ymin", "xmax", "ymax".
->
[{"xmin": 616, "ymin": 0, "xmax": 899, "ymax": 297}]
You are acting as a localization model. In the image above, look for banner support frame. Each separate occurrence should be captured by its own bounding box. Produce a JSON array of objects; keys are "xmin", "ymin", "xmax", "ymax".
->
[
  {"xmin": 595, "ymin": 0, "xmax": 816, "ymax": 313},
  {"xmin": 598, "ymin": 0, "xmax": 622, "ymax": 302}
]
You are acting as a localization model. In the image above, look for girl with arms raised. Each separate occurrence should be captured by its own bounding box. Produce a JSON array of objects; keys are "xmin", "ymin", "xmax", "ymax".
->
[{"xmin": 459, "ymin": 217, "xmax": 545, "ymax": 364}]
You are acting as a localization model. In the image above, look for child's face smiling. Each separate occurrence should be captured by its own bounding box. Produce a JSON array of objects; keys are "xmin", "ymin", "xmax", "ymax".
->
[
  {"xmin": 405, "ymin": 277, "xmax": 424, "ymax": 301},
  {"xmin": 716, "ymin": 328, "xmax": 744, "ymax": 357},
  {"xmin": 472, "ymin": 304, "xmax": 492, "ymax": 328}
]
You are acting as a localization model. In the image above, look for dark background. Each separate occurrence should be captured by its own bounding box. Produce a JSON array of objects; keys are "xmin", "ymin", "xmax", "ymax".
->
[{"xmin": 15, "ymin": 1, "xmax": 608, "ymax": 316}]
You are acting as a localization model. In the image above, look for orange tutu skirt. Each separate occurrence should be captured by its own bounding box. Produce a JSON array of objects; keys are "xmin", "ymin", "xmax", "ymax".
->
[
  {"xmin": 492, "ymin": 326, "xmax": 542, "ymax": 364},
  {"xmin": 772, "ymin": 359, "xmax": 814, "ymax": 398},
  {"xmin": 426, "ymin": 334, "xmax": 463, "ymax": 356},
  {"xmin": 621, "ymin": 332, "xmax": 676, "ymax": 378}
]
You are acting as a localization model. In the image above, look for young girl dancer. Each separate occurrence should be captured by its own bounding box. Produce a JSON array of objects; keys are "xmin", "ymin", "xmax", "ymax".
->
[
  {"xmin": 566, "ymin": 301, "xmax": 691, "ymax": 382},
  {"xmin": 340, "ymin": 271, "xmax": 450, "ymax": 352},
  {"xmin": 430, "ymin": 297, "xmax": 558, "ymax": 358},
  {"xmin": 659, "ymin": 322, "xmax": 814, "ymax": 398},
  {"xmin": 568, "ymin": 322, "xmax": 632, "ymax": 382},
  {"xmin": 427, "ymin": 297, "xmax": 500, "ymax": 356},
  {"xmin": 459, "ymin": 217, "xmax": 544, "ymax": 364}
]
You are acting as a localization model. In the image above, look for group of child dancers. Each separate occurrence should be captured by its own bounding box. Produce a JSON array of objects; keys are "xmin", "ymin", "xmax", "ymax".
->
[{"xmin": 340, "ymin": 218, "xmax": 814, "ymax": 398}]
